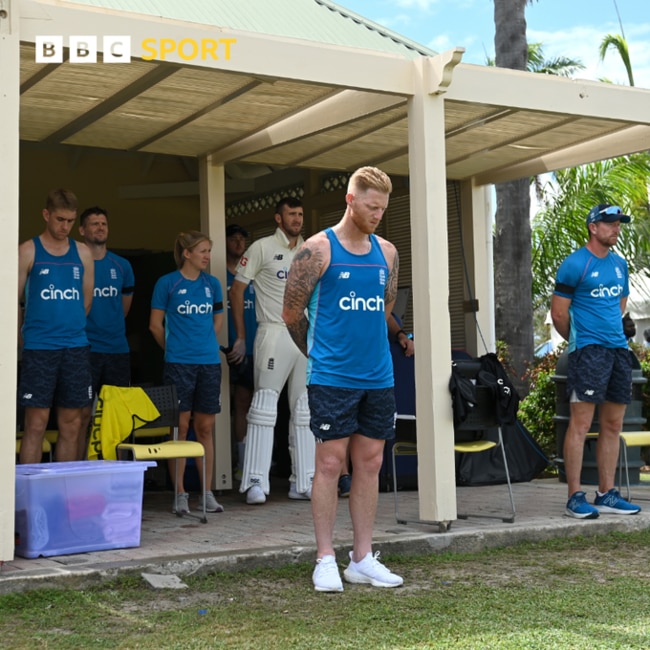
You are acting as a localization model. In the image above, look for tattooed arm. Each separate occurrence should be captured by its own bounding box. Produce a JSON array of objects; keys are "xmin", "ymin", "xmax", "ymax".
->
[
  {"xmin": 282, "ymin": 232, "xmax": 330, "ymax": 357},
  {"xmin": 380, "ymin": 238, "xmax": 399, "ymax": 318}
]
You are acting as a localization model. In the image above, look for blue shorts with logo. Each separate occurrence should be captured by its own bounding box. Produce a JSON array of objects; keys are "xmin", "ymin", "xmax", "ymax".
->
[
  {"xmin": 164, "ymin": 362, "xmax": 222, "ymax": 414},
  {"xmin": 90, "ymin": 351, "xmax": 131, "ymax": 393},
  {"xmin": 18, "ymin": 346, "xmax": 93, "ymax": 409},
  {"xmin": 307, "ymin": 384, "xmax": 396, "ymax": 441},
  {"xmin": 567, "ymin": 345, "xmax": 632, "ymax": 404}
]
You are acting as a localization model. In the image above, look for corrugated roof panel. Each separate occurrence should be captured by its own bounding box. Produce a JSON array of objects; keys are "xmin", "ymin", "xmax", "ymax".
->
[{"xmin": 64, "ymin": 0, "xmax": 435, "ymax": 58}]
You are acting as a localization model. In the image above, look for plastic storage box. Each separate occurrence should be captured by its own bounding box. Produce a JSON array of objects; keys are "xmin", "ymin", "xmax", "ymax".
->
[{"xmin": 15, "ymin": 460, "xmax": 154, "ymax": 558}]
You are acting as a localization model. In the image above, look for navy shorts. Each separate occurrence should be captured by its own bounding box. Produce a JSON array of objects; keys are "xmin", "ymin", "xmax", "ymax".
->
[
  {"xmin": 90, "ymin": 352, "xmax": 131, "ymax": 393},
  {"xmin": 308, "ymin": 384, "xmax": 396, "ymax": 442},
  {"xmin": 18, "ymin": 347, "xmax": 93, "ymax": 409},
  {"xmin": 164, "ymin": 362, "xmax": 222, "ymax": 414},
  {"xmin": 567, "ymin": 345, "xmax": 632, "ymax": 404},
  {"xmin": 228, "ymin": 355, "xmax": 254, "ymax": 389}
]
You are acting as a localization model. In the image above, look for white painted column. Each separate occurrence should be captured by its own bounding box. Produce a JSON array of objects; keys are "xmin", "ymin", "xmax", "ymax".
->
[
  {"xmin": 199, "ymin": 156, "xmax": 232, "ymax": 491},
  {"xmin": 0, "ymin": 0, "xmax": 20, "ymax": 560},
  {"xmin": 460, "ymin": 181, "xmax": 495, "ymax": 355},
  {"xmin": 407, "ymin": 58, "xmax": 457, "ymax": 523}
]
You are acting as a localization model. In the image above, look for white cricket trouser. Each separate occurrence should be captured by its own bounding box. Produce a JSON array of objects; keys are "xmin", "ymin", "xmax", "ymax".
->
[{"xmin": 240, "ymin": 323, "xmax": 315, "ymax": 494}]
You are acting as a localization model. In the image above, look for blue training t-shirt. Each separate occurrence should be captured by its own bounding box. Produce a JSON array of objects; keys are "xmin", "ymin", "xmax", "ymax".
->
[
  {"xmin": 87, "ymin": 251, "xmax": 135, "ymax": 354},
  {"xmin": 151, "ymin": 270, "xmax": 223, "ymax": 364},
  {"xmin": 306, "ymin": 228, "xmax": 393, "ymax": 389},
  {"xmin": 226, "ymin": 269, "xmax": 257, "ymax": 353},
  {"xmin": 22, "ymin": 237, "xmax": 88, "ymax": 350},
  {"xmin": 554, "ymin": 246, "xmax": 629, "ymax": 352}
]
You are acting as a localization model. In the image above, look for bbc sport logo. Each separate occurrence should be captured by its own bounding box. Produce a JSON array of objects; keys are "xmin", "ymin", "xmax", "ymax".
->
[{"xmin": 35, "ymin": 36, "xmax": 237, "ymax": 64}]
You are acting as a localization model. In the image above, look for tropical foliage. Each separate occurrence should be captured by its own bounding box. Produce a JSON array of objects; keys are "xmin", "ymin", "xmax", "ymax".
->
[{"xmin": 531, "ymin": 154, "xmax": 650, "ymax": 311}]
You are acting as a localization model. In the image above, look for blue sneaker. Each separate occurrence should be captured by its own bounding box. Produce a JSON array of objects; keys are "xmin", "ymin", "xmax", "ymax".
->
[
  {"xmin": 594, "ymin": 489, "xmax": 641, "ymax": 515},
  {"xmin": 338, "ymin": 474, "xmax": 352, "ymax": 498},
  {"xmin": 566, "ymin": 491, "xmax": 599, "ymax": 519}
]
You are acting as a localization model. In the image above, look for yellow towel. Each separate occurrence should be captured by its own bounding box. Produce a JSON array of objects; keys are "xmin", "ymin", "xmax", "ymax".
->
[{"xmin": 88, "ymin": 386, "xmax": 161, "ymax": 461}]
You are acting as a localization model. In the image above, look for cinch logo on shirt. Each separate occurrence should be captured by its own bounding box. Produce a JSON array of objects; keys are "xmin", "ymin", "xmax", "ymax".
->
[
  {"xmin": 338, "ymin": 291, "xmax": 385, "ymax": 312},
  {"xmin": 177, "ymin": 300, "xmax": 213, "ymax": 315},
  {"xmin": 94, "ymin": 285, "xmax": 119, "ymax": 298},
  {"xmin": 40, "ymin": 285, "xmax": 80, "ymax": 301},
  {"xmin": 590, "ymin": 284, "xmax": 624, "ymax": 298},
  {"xmin": 276, "ymin": 268, "xmax": 289, "ymax": 280}
]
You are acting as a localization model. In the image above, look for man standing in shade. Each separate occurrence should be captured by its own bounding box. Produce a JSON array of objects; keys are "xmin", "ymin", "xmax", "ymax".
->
[
  {"xmin": 283, "ymin": 166, "xmax": 403, "ymax": 592},
  {"xmin": 225, "ymin": 223, "xmax": 256, "ymax": 480},
  {"xmin": 78, "ymin": 206, "xmax": 135, "ymax": 458},
  {"xmin": 230, "ymin": 198, "xmax": 315, "ymax": 504},
  {"xmin": 551, "ymin": 203, "xmax": 641, "ymax": 519},
  {"xmin": 18, "ymin": 189, "xmax": 94, "ymax": 463}
]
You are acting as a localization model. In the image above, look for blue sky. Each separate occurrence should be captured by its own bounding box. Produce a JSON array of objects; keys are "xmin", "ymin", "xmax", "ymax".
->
[{"xmin": 337, "ymin": 0, "xmax": 650, "ymax": 88}]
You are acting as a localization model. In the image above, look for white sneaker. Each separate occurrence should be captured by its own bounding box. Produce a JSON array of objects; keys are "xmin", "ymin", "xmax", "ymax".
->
[
  {"xmin": 288, "ymin": 482, "xmax": 311, "ymax": 500},
  {"xmin": 343, "ymin": 551, "xmax": 403, "ymax": 588},
  {"xmin": 313, "ymin": 555, "xmax": 344, "ymax": 592},
  {"xmin": 172, "ymin": 492, "xmax": 190, "ymax": 515},
  {"xmin": 199, "ymin": 491, "xmax": 224, "ymax": 513},
  {"xmin": 246, "ymin": 484, "xmax": 266, "ymax": 505}
]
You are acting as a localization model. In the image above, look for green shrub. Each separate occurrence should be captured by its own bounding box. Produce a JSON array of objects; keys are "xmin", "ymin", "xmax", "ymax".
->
[
  {"xmin": 518, "ymin": 345, "xmax": 565, "ymax": 461},
  {"xmin": 519, "ymin": 342, "xmax": 650, "ymax": 466}
]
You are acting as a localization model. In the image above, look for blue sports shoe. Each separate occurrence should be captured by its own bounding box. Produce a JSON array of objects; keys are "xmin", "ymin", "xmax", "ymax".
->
[
  {"xmin": 566, "ymin": 491, "xmax": 599, "ymax": 519},
  {"xmin": 338, "ymin": 474, "xmax": 352, "ymax": 498},
  {"xmin": 594, "ymin": 489, "xmax": 641, "ymax": 515}
]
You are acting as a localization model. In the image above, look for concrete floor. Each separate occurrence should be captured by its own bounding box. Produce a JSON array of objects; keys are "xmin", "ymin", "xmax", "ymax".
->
[{"xmin": 3, "ymin": 473, "xmax": 650, "ymax": 594}]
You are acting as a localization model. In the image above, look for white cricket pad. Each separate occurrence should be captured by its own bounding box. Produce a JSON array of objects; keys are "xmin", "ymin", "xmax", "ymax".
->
[
  {"xmin": 240, "ymin": 389, "xmax": 278, "ymax": 494},
  {"xmin": 289, "ymin": 391, "xmax": 315, "ymax": 494}
]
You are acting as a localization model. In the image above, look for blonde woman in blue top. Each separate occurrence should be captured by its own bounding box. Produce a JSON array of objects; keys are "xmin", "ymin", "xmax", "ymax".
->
[{"xmin": 150, "ymin": 231, "xmax": 225, "ymax": 515}]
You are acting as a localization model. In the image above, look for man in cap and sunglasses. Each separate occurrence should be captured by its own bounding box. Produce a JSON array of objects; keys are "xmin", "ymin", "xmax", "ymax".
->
[{"xmin": 551, "ymin": 204, "xmax": 641, "ymax": 519}]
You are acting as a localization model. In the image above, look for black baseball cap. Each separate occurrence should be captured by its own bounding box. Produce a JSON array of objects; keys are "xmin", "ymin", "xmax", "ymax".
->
[{"xmin": 226, "ymin": 224, "xmax": 249, "ymax": 237}]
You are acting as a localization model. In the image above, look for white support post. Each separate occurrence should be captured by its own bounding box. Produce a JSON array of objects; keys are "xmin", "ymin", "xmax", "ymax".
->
[
  {"xmin": 407, "ymin": 58, "xmax": 457, "ymax": 523},
  {"xmin": 199, "ymin": 156, "xmax": 232, "ymax": 491},
  {"xmin": 0, "ymin": 0, "xmax": 20, "ymax": 561}
]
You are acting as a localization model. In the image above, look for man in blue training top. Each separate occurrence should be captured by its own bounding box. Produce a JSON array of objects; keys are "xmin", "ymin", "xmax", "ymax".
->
[
  {"xmin": 551, "ymin": 203, "xmax": 641, "ymax": 519},
  {"xmin": 283, "ymin": 166, "xmax": 403, "ymax": 593},
  {"xmin": 18, "ymin": 189, "xmax": 94, "ymax": 463},
  {"xmin": 78, "ymin": 206, "xmax": 135, "ymax": 458}
]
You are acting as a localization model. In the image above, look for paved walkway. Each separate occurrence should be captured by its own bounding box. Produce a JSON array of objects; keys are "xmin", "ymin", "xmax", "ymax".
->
[{"xmin": 3, "ymin": 477, "xmax": 650, "ymax": 593}]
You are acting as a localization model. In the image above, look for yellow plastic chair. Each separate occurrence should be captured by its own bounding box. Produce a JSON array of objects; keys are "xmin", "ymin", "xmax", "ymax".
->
[
  {"xmin": 15, "ymin": 436, "xmax": 52, "ymax": 461},
  {"xmin": 392, "ymin": 361, "xmax": 516, "ymax": 530},
  {"xmin": 586, "ymin": 431, "xmax": 650, "ymax": 501},
  {"xmin": 115, "ymin": 385, "xmax": 208, "ymax": 523}
]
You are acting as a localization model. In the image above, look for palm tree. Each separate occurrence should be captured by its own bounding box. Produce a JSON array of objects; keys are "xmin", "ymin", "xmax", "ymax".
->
[
  {"xmin": 487, "ymin": 42, "xmax": 584, "ymax": 77},
  {"xmin": 531, "ymin": 24, "xmax": 650, "ymax": 315},
  {"xmin": 531, "ymin": 155, "xmax": 650, "ymax": 312},
  {"xmin": 599, "ymin": 33, "xmax": 634, "ymax": 86},
  {"xmin": 493, "ymin": 0, "xmax": 534, "ymax": 394},
  {"xmin": 527, "ymin": 43, "xmax": 584, "ymax": 76},
  {"xmin": 599, "ymin": 0, "xmax": 635, "ymax": 87}
]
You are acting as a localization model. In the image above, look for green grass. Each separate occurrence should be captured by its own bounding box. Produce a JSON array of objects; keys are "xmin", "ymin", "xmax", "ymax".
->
[{"xmin": 3, "ymin": 531, "xmax": 650, "ymax": 649}]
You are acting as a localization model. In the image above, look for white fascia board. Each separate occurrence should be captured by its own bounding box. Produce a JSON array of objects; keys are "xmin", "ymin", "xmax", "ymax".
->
[
  {"xmin": 19, "ymin": 0, "xmax": 416, "ymax": 95},
  {"xmin": 474, "ymin": 124, "xmax": 650, "ymax": 186},
  {"xmin": 445, "ymin": 63, "xmax": 650, "ymax": 126}
]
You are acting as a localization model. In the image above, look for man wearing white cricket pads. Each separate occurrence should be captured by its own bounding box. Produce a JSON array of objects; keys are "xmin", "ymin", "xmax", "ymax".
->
[
  {"xmin": 283, "ymin": 166, "xmax": 403, "ymax": 592},
  {"xmin": 230, "ymin": 198, "xmax": 315, "ymax": 504}
]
